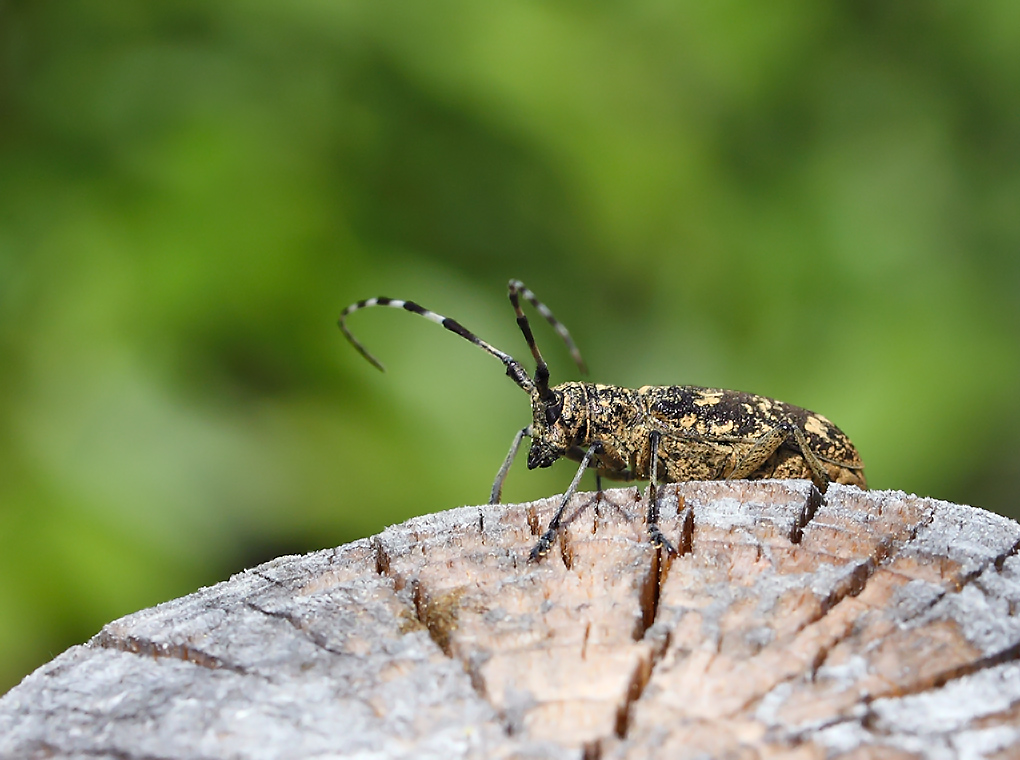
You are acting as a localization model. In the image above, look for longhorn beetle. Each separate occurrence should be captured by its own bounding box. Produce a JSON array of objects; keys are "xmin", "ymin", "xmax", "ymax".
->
[{"xmin": 340, "ymin": 280, "xmax": 866, "ymax": 561}]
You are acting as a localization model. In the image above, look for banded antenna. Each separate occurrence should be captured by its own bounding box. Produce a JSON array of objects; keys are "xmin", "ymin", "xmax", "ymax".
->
[{"xmin": 339, "ymin": 281, "xmax": 587, "ymax": 395}]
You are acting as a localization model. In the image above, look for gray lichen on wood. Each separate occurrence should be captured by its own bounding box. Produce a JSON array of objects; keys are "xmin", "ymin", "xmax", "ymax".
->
[{"xmin": 3, "ymin": 480, "xmax": 1020, "ymax": 759}]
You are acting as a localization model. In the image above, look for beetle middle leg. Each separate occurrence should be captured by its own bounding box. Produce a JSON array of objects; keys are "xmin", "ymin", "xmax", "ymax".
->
[
  {"xmin": 646, "ymin": 432, "xmax": 678, "ymax": 555},
  {"xmin": 726, "ymin": 422, "xmax": 830, "ymax": 491}
]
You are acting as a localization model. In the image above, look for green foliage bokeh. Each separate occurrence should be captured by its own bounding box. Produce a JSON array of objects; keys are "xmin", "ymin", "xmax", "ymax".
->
[{"xmin": 2, "ymin": 1, "xmax": 1019, "ymax": 694}]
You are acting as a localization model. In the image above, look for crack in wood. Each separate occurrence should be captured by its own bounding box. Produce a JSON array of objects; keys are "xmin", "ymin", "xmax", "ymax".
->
[
  {"xmin": 633, "ymin": 506, "xmax": 690, "ymax": 644},
  {"xmin": 789, "ymin": 483, "xmax": 823, "ymax": 544},
  {"xmin": 553, "ymin": 492, "xmax": 602, "ymax": 566},
  {"xmin": 607, "ymin": 496, "xmax": 691, "ymax": 748},
  {"xmin": 634, "ymin": 548, "xmax": 662, "ymax": 641},
  {"xmin": 374, "ymin": 551, "xmax": 461, "ymax": 660},
  {"xmin": 525, "ymin": 503, "xmax": 541, "ymax": 536},
  {"xmin": 613, "ymin": 650, "xmax": 654, "ymax": 740},
  {"xmin": 783, "ymin": 491, "xmax": 933, "ymax": 666},
  {"xmin": 818, "ymin": 559, "xmax": 878, "ymax": 619},
  {"xmin": 853, "ymin": 613, "xmax": 1020, "ymax": 713},
  {"xmin": 783, "ymin": 552, "xmax": 900, "ymax": 690},
  {"xmin": 559, "ymin": 524, "xmax": 575, "ymax": 570},
  {"xmin": 241, "ymin": 600, "xmax": 349, "ymax": 659},
  {"xmin": 676, "ymin": 500, "xmax": 694, "ymax": 555},
  {"xmin": 994, "ymin": 536, "xmax": 1020, "ymax": 572},
  {"xmin": 675, "ymin": 488, "xmax": 904, "ymax": 725},
  {"xmin": 22, "ymin": 739, "xmax": 207, "ymax": 760},
  {"xmin": 410, "ymin": 581, "xmax": 465, "ymax": 657},
  {"xmin": 783, "ymin": 650, "xmax": 1020, "ymax": 753},
  {"xmin": 370, "ymin": 536, "xmax": 513, "ymax": 738},
  {"xmin": 956, "ymin": 534, "xmax": 1020, "ymax": 592},
  {"xmin": 372, "ymin": 536, "xmax": 390, "ymax": 577},
  {"xmin": 90, "ymin": 630, "xmax": 247, "ymax": 675},
  {"xmin": 905, "ymin": 500, "xmax": 938, "ymax": 545},
  {"xmin": 747, "ymin": 491, "xmax": 1020, "ymax": 752},
  {"xmin": 721, "ymin": 561, "xmax": 879, "ymax": 719}
]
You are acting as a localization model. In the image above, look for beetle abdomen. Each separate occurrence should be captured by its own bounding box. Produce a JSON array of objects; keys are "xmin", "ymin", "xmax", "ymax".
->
[{"xmin": 637, "ymin": 385, "xmax": 866, "ymax": 487}]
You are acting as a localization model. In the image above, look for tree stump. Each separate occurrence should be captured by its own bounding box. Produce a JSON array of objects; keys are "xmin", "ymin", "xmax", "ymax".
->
[{"xmin": 3, "ymin": 480, "xmax": 1020, "ymax": 759}]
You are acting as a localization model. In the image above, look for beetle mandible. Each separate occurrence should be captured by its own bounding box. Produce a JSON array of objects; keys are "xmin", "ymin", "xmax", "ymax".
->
[{"xmin": 340, "ymin": 280, "xmax": 866, "ymax": 560}]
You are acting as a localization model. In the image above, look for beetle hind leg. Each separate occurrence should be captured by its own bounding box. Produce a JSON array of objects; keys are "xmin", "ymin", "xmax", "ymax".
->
[{"xmin": 726, "ymin": 422, "xmax": 830, "ymax": 491}]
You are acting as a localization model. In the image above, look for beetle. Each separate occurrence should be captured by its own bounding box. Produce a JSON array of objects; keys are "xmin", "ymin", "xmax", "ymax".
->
[{"xmin": 340, "ymin": 280, "xmax": 866, "ymax": 560}]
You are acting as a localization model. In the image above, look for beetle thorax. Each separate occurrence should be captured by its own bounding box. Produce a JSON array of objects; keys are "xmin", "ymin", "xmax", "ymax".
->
[{"xmin": 526, "ymin": 382, "xmax": 590, "ymax": 470}]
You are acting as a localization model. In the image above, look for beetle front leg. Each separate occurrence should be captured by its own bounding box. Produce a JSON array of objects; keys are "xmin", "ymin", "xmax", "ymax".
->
[
  {"xmin": 726, "ymin": 422, "xmax": 830, "ymax": 491},
  {"xmin": 490, "ymin": 426, "xmax": 531, "ymax": 504},
  {"xmin": 646, "ymin": 432, "xmax": 678, "ymax": 555},
  {"xmin": 529, "ymin": 442, "xmax": 601, "ymax": 561}
]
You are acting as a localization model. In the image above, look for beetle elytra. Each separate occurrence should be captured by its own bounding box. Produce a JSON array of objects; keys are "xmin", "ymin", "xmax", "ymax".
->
[{"xmin": 340, "ymin": 280, "xmax": 866, "ymax": 560}]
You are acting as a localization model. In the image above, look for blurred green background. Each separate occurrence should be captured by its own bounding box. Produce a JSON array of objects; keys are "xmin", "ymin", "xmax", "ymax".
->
[{"xmin": 2, "ymin": 1, "xmax": 1019, "ymax": 694}]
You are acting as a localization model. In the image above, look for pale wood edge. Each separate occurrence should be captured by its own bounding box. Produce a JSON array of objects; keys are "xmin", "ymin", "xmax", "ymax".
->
[{"xmin": 1, "ymin": 480, "xmax": 1019, "ymax": 760}]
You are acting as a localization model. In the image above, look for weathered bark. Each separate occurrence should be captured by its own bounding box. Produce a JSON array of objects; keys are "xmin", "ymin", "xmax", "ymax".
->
[{"xmin": 3, "ymin": 481, "xmax": 1020, "ymax": 759}]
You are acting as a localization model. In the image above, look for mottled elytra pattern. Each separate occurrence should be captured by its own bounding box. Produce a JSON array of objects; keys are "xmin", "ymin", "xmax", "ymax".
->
[
  {"xmin": 591, "ymin": 384, "xmax": 863, "ymax": 485},
  {"xmin": 339, "ymin": 280, "xmax": 866, "ymax": 561}
]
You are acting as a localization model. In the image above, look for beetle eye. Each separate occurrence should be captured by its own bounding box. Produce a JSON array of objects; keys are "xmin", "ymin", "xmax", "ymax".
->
[{"xmin": 544, "ymin": 396, "xmax": 563, "ymax": 424}]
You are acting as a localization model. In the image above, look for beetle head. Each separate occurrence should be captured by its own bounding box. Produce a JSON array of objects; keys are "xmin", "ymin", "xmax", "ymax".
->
[{"xmin": 527, "ymin": 383, "xmax": 587, "ymax": 469}]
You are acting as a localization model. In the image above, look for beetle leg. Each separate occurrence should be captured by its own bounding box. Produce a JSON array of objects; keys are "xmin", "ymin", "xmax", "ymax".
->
[
  {"xmin": 530, "ymin": 442, "xmax": 601, "ymax": 561},
  {"xmin": 647, "ymin": 432, "xmax": 678, "ymax": 555},
  {"xmin": 490, "ymin": 426, "xmax": 531, "ymax": 504},
  {"xmin": 790, "ymin": 425, "xmax": 831, "ymax": 491},
  {"xmin": 726, "ymin": 423, "xmax": 830, "ymax": 491}
]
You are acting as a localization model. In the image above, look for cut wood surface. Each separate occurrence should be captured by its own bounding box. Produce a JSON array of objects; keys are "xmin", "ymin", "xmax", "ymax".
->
[{"xmin": 3, "ymin": 481, "xmax": 1020, "ymax": 759}]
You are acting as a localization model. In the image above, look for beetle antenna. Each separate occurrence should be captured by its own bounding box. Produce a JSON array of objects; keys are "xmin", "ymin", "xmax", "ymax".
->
[
  {"xmin": 339, "ymin": 297, "xmax": 535, "ymax": 393},
  {"xmin": 507, "ymin": 279, "xmax": 588, "ymax": 399}
]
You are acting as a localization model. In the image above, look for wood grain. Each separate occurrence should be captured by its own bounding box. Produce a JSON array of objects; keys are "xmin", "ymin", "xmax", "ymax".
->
[{"xmin": 2, "ymin": 480, "xmax": 1020, "ymax": 759}]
